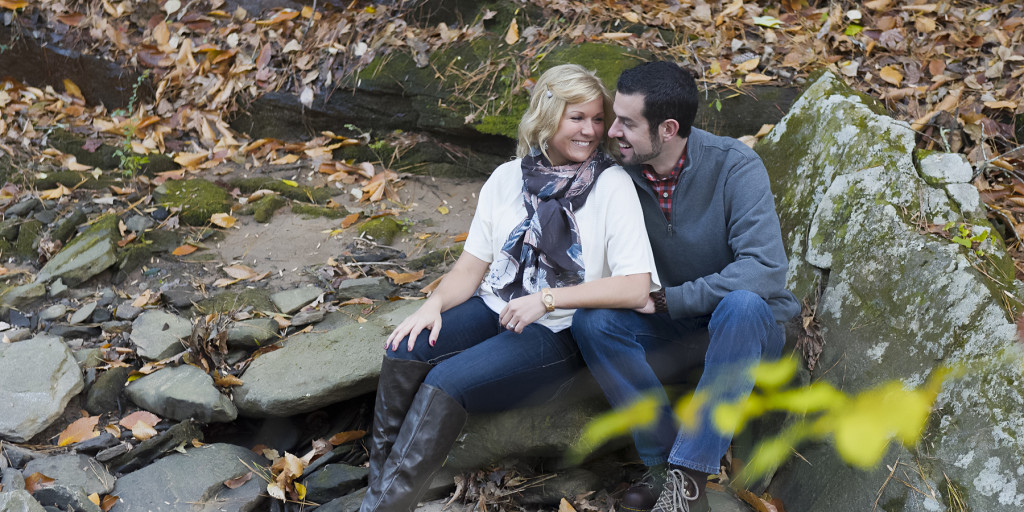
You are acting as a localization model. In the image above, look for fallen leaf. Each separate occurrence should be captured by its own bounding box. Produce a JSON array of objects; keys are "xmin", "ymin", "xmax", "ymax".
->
[
  {"xmin": 119, "ymin": 410, "xmax": 162, "ymax": 430},
  {"xmin": 132, "ymin": 420, "xmax": 158, "ymax": 441},
  {"xmin": 340, "ymin": 212, "xmax": 360, "ymax": 228},
  {"xmin": 164, "ymin": 0, "xmax": 181, "ymax": 15},
  {"xmin": 224, "ymin": 472, "xmax": 253, "ymax": 489},
  {"xmin": 328, "ymin": 430, "xmax": 366, "ymax": 445},
  {"xmin": 267, "ymin": 482, "xmax": 286, "ymax": 501},
  {"xmin": 736, "ymin": 58, "xmax": 760, "ymax": 72},
  {"xmin": 453, "ymin": 232, "xmax": 469, "ymax": 242},
  {"xmin": 879, "ymin": 65, "xmax": 903, "ymax": 86},
  {"xmin": 117, "ymin": 232, "xmax": 137, "ymax": 248},
  {"xmin": 385, "ymin": 269, "xmax": 425, "ymax": 285},
  {"xmin": 24, "ymin": 472, "xmax": 55, "ymax": 493},
  {"xmin": 504, "ymin": 18, "xmax": 519, "ymax": 44},
  {"xmin": 214, "ymin": 277, "xmax": 241, "ymax": 288},
  {"xmin": 63, "ymin": 79, "xmax": 85, "ymax": 101},
  {"xmin": 131, "ymin": 289, "xmax": 154, "ymax": 308},
  {"xmin": 101, "ymin": 495, "xmax": 118, "ymax": 511},
  {"xmin": 172, "ymin": 244, "xmax": 198, "ymax": 256},
  {"xmin": 214, "ymin": 374, "xmax": 245, "ymax": 387},
  {"xmin": 211, "ymin": 213, "xmax": 237, "ymax": 228},
  {"xmin": 421, "ymin": 276, "xmax": 443, "ymax": 294},
  {"xmin": 58, "ymin": 415, "xmax": 100, "ymax": 446},
  {"xmin": 223, "ymin": 264, "xmax": 258, "ymax": 280},
  {"xmin": 339, "ymin": 297, "xmax": 374, "ymax": 306},
  {"xmin": 559, "ymin": 498, "xmax": 577, "ymax": 512},
  {"xmin": 88, "ymin": 493, "xmax": 101, "ymax": 506},
  {"xmin": 38, "ymin": 184, "xmax": 72, "ymax": 200},
  {"xmin": 984, "ymin": 100, "xmax": 1017, "ymax": 110},
  {"xmin": 256, "ymin": 9, "xmax": 300, "ymax": 26}
]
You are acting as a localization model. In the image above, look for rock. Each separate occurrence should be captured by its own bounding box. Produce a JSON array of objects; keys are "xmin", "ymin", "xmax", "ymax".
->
[
  {"xmin": 32, "ymin": 209, "xmax": 57, "ymax": 225},
  {"xmin": 71, "ymin": 432, "xmax": 120, "ymax": 455},
  {"xmin": 290, "ymin": 308, "xmax": 324, "ymax": 327},
  {"xmin": 301, "ymin": 464, "xmax": 368, "ymax": 504},
  {"xmin": 269, "ymin": 286, "xmax": 324, "ymax": 315},
  {"xmin": 233, "ymin": 300, "xmax": 418, "ymax": 417},
  {"xmin": 334, "ymin": 277, "xmax": 394, "ymax": 300},
  {"xmin": 124, "ymin": 214, "xmax": 155, "ymax": 233},
  {"xmin": 35, "ymin": 214, "xmax": 119, "ymax": 286},
  {"xmin": 91, "ymin": 307, "xmax": 112, "ymax": 323},
  {"xmin": 47, "ymin": 324, "xmax": 101, "ymax": 340},
  {"xmin": 0, "ymin": 282, "xmax": 47, "ymax": 311},
  {"xmin": 39, "ymin": 304, "xmax": 67, "ymax": 322},
  {"xmin": 23, "ymin": 454, "xmax": 115, "ymax": 495},
  {"xmin": 68, "ymin": 302, "xmax": 97, "ymax": 325},
  {"xmin": 918, "ymin": 151, "xmax": 973, "ymax": 184},
  {"xmin": 758, "ymin": 71, "xmax": 1024, "ymax": 511},
  {"xmin": 315, "ymin": 488, "xmax": 365, "ymax": 512},
  {"xmin": 2, "ymin": 467, "xmax": 26, "ymax": 491},
  {"xmin": 73, "ymin": 348, "xmax": 105, "ymax": 367},
  {"xmin": 225, "ymin": 318, "xmax": 279, "ymax": 350},
  {"xmin": 100, "ymin": 320, "xmax": 132, "ymax": 335},
  {"xmin": 32, "ymin": 485, "xmax": 102, "ymax": 512},
  {"xmin": 105, "ymin": 419, "xmax": 203, "ymax": 473},
  {"xmin": 130, "ymin": 310, "xmax": 192, "ymax": 360},
  {"xmin": 114, "ymin": 303, "xmax": 143, "ymax": 320},
  {"xmin": 153, "ymin": 179, "xmax": 231, "ymax": 227},
  {"xmin": 1, "ymin": 328, "xmax": 32, "ymax": 343},
  {"xmin": 0, "ymin": 334, "xmax": 84, "ymax": 442},
  {"xmin": 162, "ymin": 287, "xmax": 201, "ymax": 309},
  {"xmin": 109, "ymin": 443, "xmax": 266, "ymax": 512},
  {"xmin": 85, "ymin": 366, "xmax": 133, "ymax": 415},
  {"xmin": 6, "ymin": 198, "xmax": 41, "ymax": 217},
  {"xmin": 125, "ymin": 365, "xmax": 238, "ymax": 423},
  {"xmin": 0, "ymin": 443, "xmax": 42, "ymax": 468},
  {"xmin": 0, "ymin": 490, "xmax": 46, "ymax": 512}
]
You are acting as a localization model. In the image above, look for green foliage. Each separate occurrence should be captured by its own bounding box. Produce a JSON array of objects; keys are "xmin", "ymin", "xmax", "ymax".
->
[
  {"xmin": 113, "ymin": 70, "xmax": 151, "ymax": 177},
  {"xmin": 568, "ymin": 357, "xmax": 956, "ymax": 481},
  {"xmin": 945, "ymin": 221, "xmax": 989, "ymax": 256}
]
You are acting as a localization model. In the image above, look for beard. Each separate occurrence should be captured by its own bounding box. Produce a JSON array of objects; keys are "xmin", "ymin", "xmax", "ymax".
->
[{"xmin": 619, "ymin": 132, "xmax": 663, "ymax": 166}]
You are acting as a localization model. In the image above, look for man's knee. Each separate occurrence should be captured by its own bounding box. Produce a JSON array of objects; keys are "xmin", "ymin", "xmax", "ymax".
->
[{"xmin": 712, "ymin": 290, "xmax": 772, "ymax": 325}]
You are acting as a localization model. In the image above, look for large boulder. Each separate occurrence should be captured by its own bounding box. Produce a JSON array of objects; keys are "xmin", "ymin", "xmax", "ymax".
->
[
  {"xmin": 0, "ymin": 335, "xmax": 84, "ymax": 442},
  {"xmin": 758, "ymin": 71, "xmax": 1024, "ymax": 511},
  {"xmin": 109, "ymin": 443, "xmax": 266, "ymax": 512},
  {"xmin": 125, "ymin": 365, "xmax": 238, "ymax": 423},
  {"xmin": 34, "ymin": 214, "xmax": 119, "ymax": 286}
]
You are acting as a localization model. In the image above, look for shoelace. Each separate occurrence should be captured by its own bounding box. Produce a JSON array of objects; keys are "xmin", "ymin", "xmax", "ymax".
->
[{"xmin": 652, "ymin": 469, "xmax": 698, "ymax": 512}]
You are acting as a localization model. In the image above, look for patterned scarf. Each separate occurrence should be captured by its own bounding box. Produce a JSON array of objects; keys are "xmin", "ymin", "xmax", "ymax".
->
[{"xmin": 486, "ymin": 148, "xmax": 616, "ymax": 301}]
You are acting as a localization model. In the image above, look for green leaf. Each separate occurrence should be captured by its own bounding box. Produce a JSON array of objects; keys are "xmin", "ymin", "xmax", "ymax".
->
[
  {"xmin": 281, "ymin": 179, "xmax": 298, "ymax": 187},
  {"xmin": 951, "ymin": 236, "xmax": 972, "ymax": 248},
  {"xmin": 844, "ymin": 24, "xmax": 863, "ymax": 36},
  {"xmin": 753, "ymin": 16, "xmax": 782, "ymax": 28}
]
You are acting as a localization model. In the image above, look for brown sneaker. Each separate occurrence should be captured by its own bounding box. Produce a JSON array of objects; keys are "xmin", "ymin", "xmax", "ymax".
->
[
  {"xmin": 620, "ymin": 465, "xmax": 666, "ymax": 512},
  {"xmin": 650, "ymin": 468, "xmax": 710, "ymax": 512}
]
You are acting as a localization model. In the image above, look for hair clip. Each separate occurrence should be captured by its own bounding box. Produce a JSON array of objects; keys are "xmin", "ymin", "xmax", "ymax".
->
[{"xmin": 545, "ymin": 90, "xmax": 553, "ymax": 98}]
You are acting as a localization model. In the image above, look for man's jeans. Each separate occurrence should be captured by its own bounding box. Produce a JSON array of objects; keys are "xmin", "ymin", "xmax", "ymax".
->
[
  {"xmin": 572, "ymin": 290, "xmax": 784, "ymax": 474},
  {"xmin": 388, "ymin": 297, "xmax": 582, "ymax": 413}
]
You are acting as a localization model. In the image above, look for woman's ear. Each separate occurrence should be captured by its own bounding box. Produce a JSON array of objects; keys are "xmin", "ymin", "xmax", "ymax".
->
[{"xmin": 660, "ymin": 119, "xmax": 680, "ymax": 141}]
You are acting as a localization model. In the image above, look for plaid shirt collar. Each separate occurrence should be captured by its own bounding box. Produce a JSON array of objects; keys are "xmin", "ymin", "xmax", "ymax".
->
[{"xmin": 641, "ymin": 153, "xmax": 686, "ymax": 219}]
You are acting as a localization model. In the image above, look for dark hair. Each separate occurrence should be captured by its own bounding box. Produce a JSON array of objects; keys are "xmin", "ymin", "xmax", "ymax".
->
[{"xmin": 616, "ymin": 61, "xmax": 698, "ymax": 138}]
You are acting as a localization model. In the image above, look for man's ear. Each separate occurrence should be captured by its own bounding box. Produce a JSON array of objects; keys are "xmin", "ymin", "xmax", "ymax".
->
[{"xmin": 659, "ymin": 119, "xmax": 680, "ymax": 141}]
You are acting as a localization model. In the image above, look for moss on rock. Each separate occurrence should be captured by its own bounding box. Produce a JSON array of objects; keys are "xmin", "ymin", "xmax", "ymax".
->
[
  {"xmin": 252, "ymin": 195, "xmax": 288, "ymax": 223},
  {"xmin": 0, "ymin": 219, "xmax": 43, "ymax": 260},
  {"xmin": 358, "ymin": 216, "xmax": 407, "ymax": 245},
  {"xmin": 229, "ymin": 177, "xmax": 332, "ymax": 204},
  {"xmin": 195, "ymin": 289, "xmax": 276, "ymax": 314},
  {"xmin": 154, "ymin": 179, "xmax": 231, "ymax": 226},
  {"xmin": 291, "ymin": 203, "xmax": 349, "ymax": 220},
  {"xmin": 407, "ymin": 243, "xmax": 464, "ymax": 270}
]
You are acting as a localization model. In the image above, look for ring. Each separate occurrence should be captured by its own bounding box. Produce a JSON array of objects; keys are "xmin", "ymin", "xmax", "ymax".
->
[{"xmin": 506, "ymin": 323, "xmax": 515, "ymax": 330}]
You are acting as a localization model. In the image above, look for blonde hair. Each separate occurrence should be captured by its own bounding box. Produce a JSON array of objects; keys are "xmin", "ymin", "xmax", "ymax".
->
[{"xmin": 516, "ymin": 64, "xmax": 614, "ymax": 160}]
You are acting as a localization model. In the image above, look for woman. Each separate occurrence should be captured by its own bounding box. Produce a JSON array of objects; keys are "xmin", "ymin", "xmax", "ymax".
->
[{"xmin": 361, "ymin": 64, "xmax": 659, "ymax": 512}]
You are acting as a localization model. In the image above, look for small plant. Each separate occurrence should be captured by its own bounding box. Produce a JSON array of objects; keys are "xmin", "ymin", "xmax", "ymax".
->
[
  {"xmin": 945, "ymin": 221, "xmax": 989, "ymax": 257},
  {"xmin": 113, "ymin": 70, "xmax": 151, "ymax": 177}
]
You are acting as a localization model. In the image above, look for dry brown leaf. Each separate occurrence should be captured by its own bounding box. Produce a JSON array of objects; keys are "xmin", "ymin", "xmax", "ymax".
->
[
  {"xmin": 38, "ymin": 184, "xmax": 72, "ymax": 200},
  {"xmin": 214, "ymin": 277, "xmax": 242, "ymax": 288},
  {"xmin": 339, "ymin": 297, "xmax": 374, "ymax": 306},
  {"xmin": 559, "ymin": 498, "xmax": 577, "ymax": 512},
  {"xmin": 0, "ymin": 0, "xmax": 30, "ymax": 9},
  {"xmin": 984, "ymin": 100, "xmax": 1017, "ymax": 110},
  {"xmin": 211, "ymin": 213, "xmax": 237, "ymax": 228},
  {"xmin": 63, "ymin": 79, "xmax": 84, "ymax": 101},
  {"xmin": 172, "ymin": 244, "xmax": 198, "ymax": 256},
  {"xmin": 117, "ymin": 232, "xmax": 137, "ymax": 248},
  {"xmin": 119, "ymin": 410, "xmax": 162, "ymax": 430},
  {"xmin": 223, "ymin": 264, "xmax": 258, "ymax": 280},
  {"xmin": 24, "ymin": 472, "xmax": 55, "ymax": 493},
  {"xmin": 421, "ymin": 276, "xmax": 443, "ymax": 294},
  {"xmin": 88, "ymin": 493, "xmax": 101, "ymax": 506},
  {"xmin": 214, "ymin": 374, "xmax": 245, "ymax": 387},
  {"xmin": 132, "ymin": 420, "xmax": 158, "ymax": 441},
  {"xmin": 224, "ymin": 472, "xmax": 253, "ymax": 489},
  {"xmin": 736, "ymin": 58, "xmax": 760, "ymax": 72},
  {"xmin": 385, "ymin": 269, "xmax": 425, "ymax": 285},
  {"xmin": 58, "ymin": 415, "xmax": 100, "ymax": 446},
  {"xmin": 257, "ymin": 9, "xmax": 300, "ymax": 25},
  {"xmin": 328, "ymin": 430, "xmax": 366, "ymax": 446},
  {"xmin": 504, "ymin": 18, "xmax": 519, "ymax": 44},
  {"xmin": 879, "ymin": 65, "xmax": 903, "ymax": 86},
  {"xmin": 100, "ymin": 495, "xmax": 118, "ymax": 512},
  {"xmin": 601, "ymin": 32, "xmax": 635, "ymax": 40},
  {"xmin": 131, "ymin": 289, "xmax": 154, "ymax": 308},
  {"xmin": 340, "ymin": 212, "xmax": 361, "ymax": 228},
  {"xmin": 453, "ymin": 232, "xmax": 469, "ymax": 242}
]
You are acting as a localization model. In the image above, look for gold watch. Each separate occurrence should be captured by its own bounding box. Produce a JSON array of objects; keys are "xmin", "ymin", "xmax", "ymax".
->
[{"xmin": 541, "ymin": 287, "xmax": 556, "ymax": 312}]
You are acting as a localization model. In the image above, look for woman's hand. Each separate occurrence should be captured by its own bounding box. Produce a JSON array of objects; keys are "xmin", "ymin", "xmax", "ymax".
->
[
  {"xmin": 633, "ymin": 294, "xmax": 657, "ymax": 314},
  {"xmin": 386, "ymin": 299, "xmax": 442, "ymax": 352},
  {"xmin": 499, "ymin": 293, "xmax": 548, "ymax": 334}
]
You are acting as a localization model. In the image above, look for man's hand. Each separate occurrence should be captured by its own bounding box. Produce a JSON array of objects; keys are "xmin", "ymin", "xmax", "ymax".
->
[{"xmin": 499, "ymin": 293, "xmax": 547, "ymax": 334}]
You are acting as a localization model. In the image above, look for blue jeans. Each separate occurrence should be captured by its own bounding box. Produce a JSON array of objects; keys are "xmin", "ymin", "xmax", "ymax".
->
[
  {"xmin": 571, "ymin": 290, "xmax": 784, "ymax": 474},
  {"xmin": 387, "ymin": 297, "xmax": 583, "ymax": 413}
]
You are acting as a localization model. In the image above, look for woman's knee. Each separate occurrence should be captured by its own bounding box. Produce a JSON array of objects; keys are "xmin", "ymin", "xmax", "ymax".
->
[{"xmin": 571, "ymin": 308, "xmax": 630, "ymax": 341}]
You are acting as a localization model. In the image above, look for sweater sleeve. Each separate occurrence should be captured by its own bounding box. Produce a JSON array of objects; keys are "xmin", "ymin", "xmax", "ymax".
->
[{"xmin": 664, "ymin": 154, "xmax": 791, "ymax": 319}]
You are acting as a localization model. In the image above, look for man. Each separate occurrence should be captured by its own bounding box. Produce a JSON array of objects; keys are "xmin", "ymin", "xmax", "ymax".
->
[{"xmin": 571, "ymin": 61, "xmax": 799, "ymax": 512}]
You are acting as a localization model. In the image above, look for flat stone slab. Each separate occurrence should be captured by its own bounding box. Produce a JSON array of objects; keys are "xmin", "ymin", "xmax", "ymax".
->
[
  {"xmin": 130, "ymin": 310, "xmax": 193, "ymax": 361},
  {"xmin": 270, "ymin": 286, "xmax": 324, "ymax": 314},
  {"xmin": 0, "ymin": 335, "xmax": 84, "ymax": 442},
  {"xmin": 125, "ymin": 365, "xmax": 237, "ymax": 423},
  {"xmin": 23, "ymin": 454, "xmax": 115, "ymax": 495}
]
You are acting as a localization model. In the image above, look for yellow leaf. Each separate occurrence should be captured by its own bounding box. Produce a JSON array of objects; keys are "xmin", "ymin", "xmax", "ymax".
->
[
  {"xmin": 281, "ymin": 179, "xmax": 298, "ymax": 187},
  {"xmin": 174, "ymin": 152, "xmax": 207, "ymax": 168},
  {"xmin": 601, "ymin": 32, "xmax": 635, "ymax": 40},
  {"xmin": 256, "ymin": 9, "xmax": 300, "ymax": 25},
  {"xmin": 749, "ymin": 357, "xmax": 798, "ymax": 391},
  {"xmin": 340, "ymin": 212, "xmax": 360, "ymax": 228},
  {"xmin": 559, "ymin": 498, "xmax": 577, "ymax": 512},
  {"xmin": 623, "ymin": 12, "xmax": 640, "ymax": 23},
  {"xmin": 879, "ymin": 65, "xmax": 903, "ymax": 86},
  {"xmin": 172, "ymin": 244, "xmax": 198, "ymax": 256},
  {"xmin": 214, "ymin": 374, "xmax": 245, "ymax": 387},
  {"xmin": 453, "ymin": 232, "xmax": 469, "ymax": 242},
  {"xmin": 58, "ymin": 415, "xmax": 100, "ymax": 446},
  {"xmin": 132, "ymin": 421, "xmax": 158, "ymax": 441},
  {"xmin": 271, "ymin": 154, "xmax": 300, "ymax": 165},
  {"xmin": 88, "ymin": 493, "xmax": 101, "ymax": 506},
  {"xmin": 39, "ymin": 184, "xmax": 73, "ymax": 200},
  {"xmin": 385, "ymin": 269, "xmax": 425, "ymax": 285},
  {"xmin": 211, "ymin": 213, "xmax": 237, "ymax": 228},
  {"xmin": 356, "ymin": 316, "xmax": 368, "ymax": 323},
  {"xmin": 984, "ymin": 100, "xmax": 1017, "ymax": 110},
  {"xmin": 504, "ymin": 18, "xmax": 519, "ymax": 45},
  {"xmin": 295, "ymin": 482, "xmax": 307, "ymax": 501},
  {"xmin": 63, "ymin": 79, "xmax": 84, "ymax": 101},
  {"xmin": 437, "ymin": 205, "xmax": 449, "ymax": 214},
  {"xmin": 0, "ymin": 0, "xmax": 29, "ymax": 9},
  {"xmin": 708, "ymin": 60, "xmax": 722, "ymax": 76},
  {"xmin": 736, "ymin": 58, "xmax": 760, "ymax": 72}
]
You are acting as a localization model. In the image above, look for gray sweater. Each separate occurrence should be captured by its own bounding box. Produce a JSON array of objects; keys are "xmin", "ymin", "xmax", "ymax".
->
[{"xmin": 625, "ymin": 128, "xmax": 800, "ymax": 324}]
